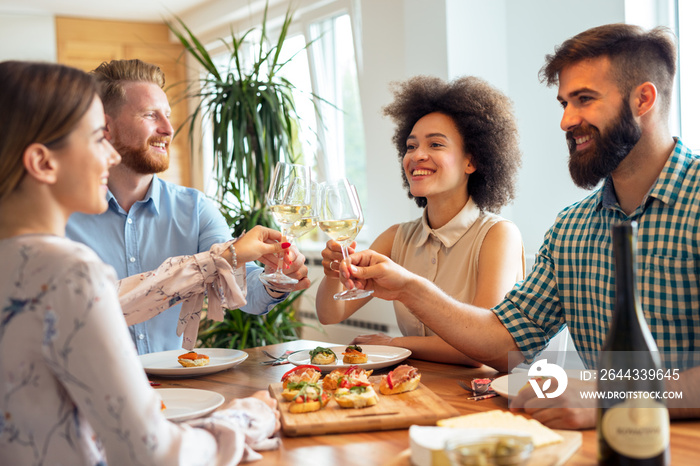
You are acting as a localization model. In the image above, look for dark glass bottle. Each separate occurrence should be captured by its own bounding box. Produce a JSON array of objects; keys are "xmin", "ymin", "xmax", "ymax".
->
[{"xmin": 597, "ymin": 221, "xmax": 670, "ymax": 465}]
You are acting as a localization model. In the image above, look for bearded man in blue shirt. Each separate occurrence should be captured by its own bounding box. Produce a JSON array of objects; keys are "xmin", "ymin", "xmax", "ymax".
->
[{"xmin": 67, "ymin": 59, "xmax": 309, "ymax": 355}]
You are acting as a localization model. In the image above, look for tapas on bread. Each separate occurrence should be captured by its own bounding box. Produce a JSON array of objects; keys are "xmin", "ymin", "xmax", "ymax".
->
[
  {"xmin": 342, "ymin": 345, "xmax": 368, "ymax": 364},
  {"xmin": 379, "ymin": 364, "xmax": 421, "ymax": 395},
  {"xmin": 139, "ymin": 348, "xmax": 249, "ymax": 376},
  {"xmin": 322, "ymin": 365, "xmax": 373, "ymax": 391},
  {"xmin": 281, "ymin": 365, "xmax": 321, "ymax": 389},
  {"xmin": 309, "ymin": 346, "xmax": 337, "ymax": 365},
  {"xmin": 286, "ymin": 345, "xmax": 412, "ymax": 372},
  {"xmin": 334, "ymin": 385, "xmax": 379, "ymax": 408},
  {"xmin": 177, "ymin": 351, "xmax": 210, "ymax": 367},
  {"xmin": 284, "ymin": 382, "xmax": 331, "ymax": 414}
]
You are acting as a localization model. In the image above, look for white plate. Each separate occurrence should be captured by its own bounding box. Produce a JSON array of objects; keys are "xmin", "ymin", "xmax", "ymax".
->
[
  {"xmin": 157, "ymin": 388, "xmax": 224, "ymax": 422},
  {"xmin": 139, "ymin": 348, "xmax": 248, "ymax": 377},
  {"xmin": 287, "ymin": 345, "xmax": 411, "ymax": 372},
  {"xmin": 491, "ymin": 369, "xmax": 587, "ymax": 399}
]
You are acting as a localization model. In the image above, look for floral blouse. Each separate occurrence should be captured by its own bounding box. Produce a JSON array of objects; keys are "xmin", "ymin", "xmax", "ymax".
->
[{"xmin": 0, "ymin": 235, "xmax": 278, "ymax": 465}]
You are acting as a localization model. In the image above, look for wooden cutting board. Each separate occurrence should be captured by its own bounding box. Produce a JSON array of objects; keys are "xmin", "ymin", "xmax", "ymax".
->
[{"xmin": 269, "ymin": 381, "xmax": 460, "ymax": 437}]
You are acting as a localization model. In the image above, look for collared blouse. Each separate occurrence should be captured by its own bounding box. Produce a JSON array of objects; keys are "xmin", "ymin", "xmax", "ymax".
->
[{"xmin": 391, "ymin": 197, "xmax": 525, "ymax": 337}]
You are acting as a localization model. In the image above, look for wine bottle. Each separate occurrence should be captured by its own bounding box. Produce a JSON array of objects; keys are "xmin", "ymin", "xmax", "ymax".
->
[{"xmin": 597, "ymin": 221, "xmax": 670, "ymax": 465}]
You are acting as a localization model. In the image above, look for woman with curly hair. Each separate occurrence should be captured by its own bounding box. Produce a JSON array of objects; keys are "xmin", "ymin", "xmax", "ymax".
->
[{"xmin": 316, "ymin": 76, "xmax": 524, "ymax": 364}]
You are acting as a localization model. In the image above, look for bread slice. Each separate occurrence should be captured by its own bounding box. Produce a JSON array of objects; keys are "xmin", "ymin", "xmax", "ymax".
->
[
  {"xmin": 322, "ymin": 369, "xmax": 345, "ymax": 391},
  {"xmin": 289, "ymin": 397, "xmax": 329, "ymax": 413},
  {"xmin": 342, "ymin": 346, "xmax": 368, "ymax": 364},
  {"xmin": 343, "ymin": 352, "xmax": 368, "ymax": 364},
  {"xmin": 281, "ymin": 367, "xmax": 321, "ymax": 388},
  {"xmin": 334, "ymin": 386, "xmax": 378, "ymax": 408},
  {"xmin": 311, "ymin": 351, "xmax": 337, "ymax": 365},
  {"xmin": 177, "ymin": 352, "xmax": 210, "ymax": 367},
  {"xmin": 281, "ymin": 387, "xmax": 302, "ymax": 402},
  {"xmin": 379, "ymin": 373, "xmax": 421, "ymax": 395}
]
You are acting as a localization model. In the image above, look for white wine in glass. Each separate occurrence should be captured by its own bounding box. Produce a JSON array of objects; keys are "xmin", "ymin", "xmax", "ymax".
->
[
  {"xmin": 259, "ymin": 162, "xmax": 311, "ymax": 289},
  {"xmin": 286, "ymin": 181, "xmax": 319, "ymax": 242},
  {"xmin": 319, "ymin": 179, "xmax": 373, "ymax": 301}
]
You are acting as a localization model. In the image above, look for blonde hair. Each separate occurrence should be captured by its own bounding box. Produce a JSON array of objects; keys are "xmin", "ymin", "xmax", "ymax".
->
[
  {"xmin": 0, "ymin": 61, "xmax": 97, "ymax": 200},
  {"xmin": 91, "ymin": 59, "xmax": 165, "ymax": 116}
]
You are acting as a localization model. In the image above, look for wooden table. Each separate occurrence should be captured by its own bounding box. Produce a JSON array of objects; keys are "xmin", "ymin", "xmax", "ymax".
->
[{"xmin": 150, "ymin": 339, "xmax": 699, "ymax": 465}]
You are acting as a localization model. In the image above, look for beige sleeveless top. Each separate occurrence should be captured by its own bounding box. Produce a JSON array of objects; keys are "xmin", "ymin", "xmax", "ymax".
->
[{"xmin": 390, "ymin": 197, "xmax": 524, "ymax": 337}]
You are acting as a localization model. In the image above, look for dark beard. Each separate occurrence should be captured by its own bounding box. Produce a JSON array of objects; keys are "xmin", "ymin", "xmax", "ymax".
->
[
  {"xmin": 566, "ymin": 101, "xmax": 641, "ymax": 190},
  {"xmin": 112, "ymin": 137, "xmax": 169, "ymax": 175}
]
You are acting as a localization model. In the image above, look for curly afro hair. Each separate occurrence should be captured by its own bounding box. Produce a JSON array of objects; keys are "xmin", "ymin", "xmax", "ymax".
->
[{"xmin": 383, "ymin": 76, "xmax": 521, "ymax": 213}]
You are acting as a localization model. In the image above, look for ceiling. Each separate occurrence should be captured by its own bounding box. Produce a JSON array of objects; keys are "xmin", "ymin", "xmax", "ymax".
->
[{"xmin": 0, "ymin": 0, "xmax": 212, "ymax": 22}]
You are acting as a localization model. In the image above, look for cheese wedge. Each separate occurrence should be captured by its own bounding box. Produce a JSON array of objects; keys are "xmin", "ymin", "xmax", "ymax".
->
[{"xmin": 437, "ymin": 410, "xmax": 563, "ymax": 448}]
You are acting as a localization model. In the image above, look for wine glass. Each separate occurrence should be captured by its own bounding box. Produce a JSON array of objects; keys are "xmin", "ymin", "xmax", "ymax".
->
[
  {"xmin": 259, "ymin": 162, "xmax": 311, "ymax": 288},
  {"xmin": 286, "ymin": 181, "xmax": 319, "ymax": 244},
  {"xmin": 318, "ymin": 178, "xmax": 373, "ymax": 301}
]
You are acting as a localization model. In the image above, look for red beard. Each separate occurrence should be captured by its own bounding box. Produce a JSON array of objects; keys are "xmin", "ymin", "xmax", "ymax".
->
[{"xmin": 112, "ymin": 136, "xmax": 170, "ymax": 174}]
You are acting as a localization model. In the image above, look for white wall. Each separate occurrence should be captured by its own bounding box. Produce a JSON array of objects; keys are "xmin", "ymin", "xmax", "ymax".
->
[
  {"xmin": 505, "ymin": 0, "xmax": 625, "ymax": 261},
  {"xmin": 356, "ymin": 0, "xmax": 422, "ymax": 243},
  {"xmin": 446, "ymin": 0, "xmax": 508, "ymax": 91},
  {"xmin": 0, "ymin": 14, "xmax": 56, "ymax": 62}
]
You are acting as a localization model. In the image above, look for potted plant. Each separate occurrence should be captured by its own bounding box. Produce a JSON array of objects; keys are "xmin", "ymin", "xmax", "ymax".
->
[{"xmin": 169, "ymin": 4, "xmax": 314, "ymax": 348}]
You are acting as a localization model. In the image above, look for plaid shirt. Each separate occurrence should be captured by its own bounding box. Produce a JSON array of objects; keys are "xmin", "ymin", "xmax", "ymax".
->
[{"xmin": 494, "ymin": 138, "xmax": 700, "ymax": 368}]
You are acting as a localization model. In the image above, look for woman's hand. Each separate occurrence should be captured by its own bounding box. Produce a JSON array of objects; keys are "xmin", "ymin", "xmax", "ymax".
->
[
  {"xmin": 320, "ymin": 239, "xmax": 356, "ymax": 279},
  {"xmin": 351, "ymin": 333, "xmax": 394, "ymax": 346},
  {"xmin": 228, "ymin": 226, "xmax": 290, "ymax": 265},
  {"xmin": 261, "ymin": 244, "xmax": 311, "ymax": 291}
]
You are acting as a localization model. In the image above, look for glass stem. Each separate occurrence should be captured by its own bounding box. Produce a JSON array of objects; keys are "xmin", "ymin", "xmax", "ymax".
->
[
  {"xmin": 340, "ymin": 243, "xmax": 350, "ymax": 290},
  {"xmin": 275, "ymin": 228, "xmax": 292, "ymax": 275}
]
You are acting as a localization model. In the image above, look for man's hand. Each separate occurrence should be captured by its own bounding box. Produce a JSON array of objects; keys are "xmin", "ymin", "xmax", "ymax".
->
[
  {"xmin": 510, "ymin": 377, "xmax": 596, "ymax": 430},
  {"xmin": 339, "ymin": 249, "xmax": 415, "ymax": 301}
]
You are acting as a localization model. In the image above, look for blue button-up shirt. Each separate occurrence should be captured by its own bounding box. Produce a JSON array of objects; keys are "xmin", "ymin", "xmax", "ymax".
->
[
  {"xmin": 67, "ymin": 175, "xmax": 284, "ymax": 354},
  {"xmin": 494, "ymin": 139, "xmax": 700, "ymax": 369}
]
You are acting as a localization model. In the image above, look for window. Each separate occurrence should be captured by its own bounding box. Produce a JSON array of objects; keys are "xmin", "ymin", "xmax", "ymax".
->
[
  {"xmin": 275, "ymin": 12, "xmax": 367, "ymax": 246},
  {"xmin": 676, "ymin": 0, "xmax": 700, "ymax": 150},
  {"xmin": 628, "ymin": 0, "xmax": 700, "ymax": 149},
  {"xmin": 625, "ymin": 0, "xmax": 681, "ymax": 138},
  {"xmin": 273, "ymin": 12, "xmax": 367, "ymax": 206},
  {"xmin": 307, "ymin": 13, "xmax": 367, "ymax": 204}
]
